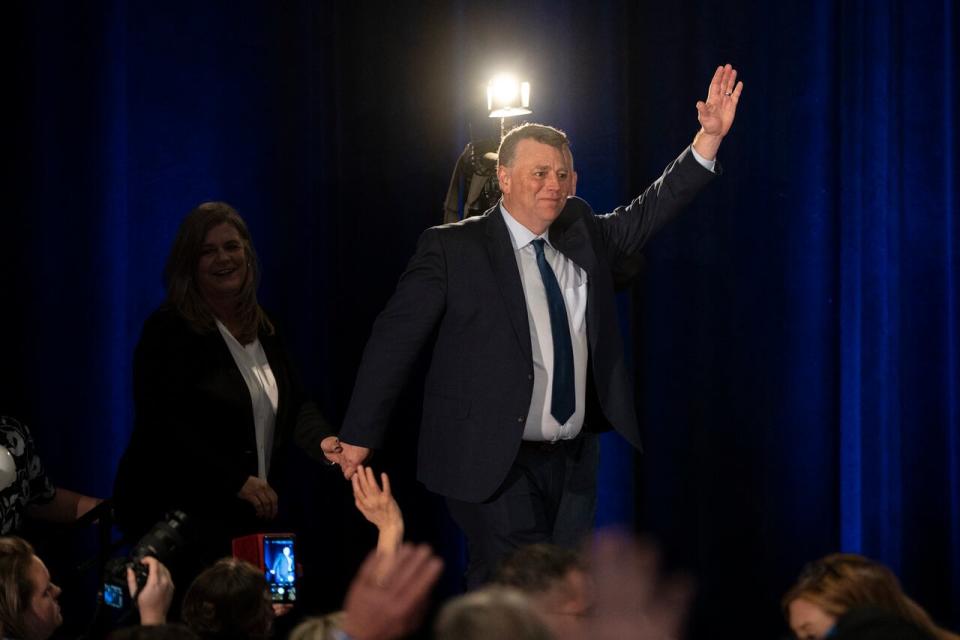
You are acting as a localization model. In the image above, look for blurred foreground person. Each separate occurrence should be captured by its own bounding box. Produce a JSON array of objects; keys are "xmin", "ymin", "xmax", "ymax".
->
[
  {"xmin": 783, "ymin": 553, "xmax": 959, "ymax": 640},
  {"xmin": 492, "ymin": 543, "xmax": 591, "ymax": 638}
]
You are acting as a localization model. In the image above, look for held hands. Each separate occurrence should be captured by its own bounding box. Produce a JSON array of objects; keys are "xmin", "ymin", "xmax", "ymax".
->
[
  {"xmin": 321, "ymin": 435, "xmax": 344, "ymax": 467},
  {"xmin": 693, "ymin": 63, "xmax": 744, "ymax": 160},
  {"xmin": 237, "ymin": 476, "xmax": 279, "ymax": 519},
  {"xmin": 126, "ymin": 557, "xmax": 174, "ymax": 625},
  {"xmin": 338, "ymin": 441, "xmax": 372, "ymax": 480}
]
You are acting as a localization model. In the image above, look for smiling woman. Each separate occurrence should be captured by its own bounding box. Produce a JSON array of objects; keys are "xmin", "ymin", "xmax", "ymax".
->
[{"xmin": 111, "ymin": 202, "xmax": 342, "ymax": 595}]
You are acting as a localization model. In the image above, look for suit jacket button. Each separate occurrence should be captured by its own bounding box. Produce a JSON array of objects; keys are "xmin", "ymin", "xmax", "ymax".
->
[
  {"xmin": 517, "ymin": 416, "xmax": 525, "ymax": 423},
  {"xmin": 527, "ymin": 374, "xmax": 533, "ymax": 380}
]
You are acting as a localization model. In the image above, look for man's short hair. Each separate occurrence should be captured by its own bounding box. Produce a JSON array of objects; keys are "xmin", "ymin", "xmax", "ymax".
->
[
  {"xmin": 491, "ymin": 543, "xmax": 584, "ymax": 594},
  {"xmin": 497, "ymin": 123, "xmax": 570, "ymax": 169}
]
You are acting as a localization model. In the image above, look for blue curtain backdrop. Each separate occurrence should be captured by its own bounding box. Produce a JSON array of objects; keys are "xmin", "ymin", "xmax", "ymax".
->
[{"xmin": 3, "ymin": 1, "xmax": 957, "ymax": 638}]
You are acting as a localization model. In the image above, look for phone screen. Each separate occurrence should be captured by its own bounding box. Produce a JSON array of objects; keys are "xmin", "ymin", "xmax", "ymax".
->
[
  {"xmin": 103, "ymin": 583, "xmax": 124, "ymax": 609},
  {"xmin": 264, "ymin": 536, "xmax": 297, "ymax": 602}
]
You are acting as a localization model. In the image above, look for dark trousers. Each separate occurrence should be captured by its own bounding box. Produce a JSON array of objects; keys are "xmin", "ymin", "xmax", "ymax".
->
[{"xmin": 445, "ymin": 432, "xmax": 599, "ymax": 589}]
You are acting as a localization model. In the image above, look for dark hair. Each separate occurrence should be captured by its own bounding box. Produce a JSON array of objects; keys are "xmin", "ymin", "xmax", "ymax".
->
[
  {"xmin": 181, "ymin": 558, "xmax": 273, "ymax": 640},
  {"xmin": 163, "ymin": 201, "xmax": 273, "ymax": 342},
  {"xmin": 497, "ymin": 123, "xmax": 570, "ymax": 169},
  {"xmin": 783, "ymin": 554, "xmax": 959, "ymax": 640},
  {"xmin": 0, "ymin": 537, "xmax": 36, "ymax": 640},
  {"xmin": 492, "ymin": 544, "xmax": 584, "ymax": 594}
]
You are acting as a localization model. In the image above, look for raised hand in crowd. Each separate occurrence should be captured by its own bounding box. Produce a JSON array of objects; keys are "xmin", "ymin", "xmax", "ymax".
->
[
  {"xmin": 339, "ymin": 543, "xmax": 444, "ymax": 640},
  {"xmin": 352, "ymin": 465, "xmax": 404, "ymax": 557},
  {"xmin": 580, "ymin": 528, "xmax": 694, "ymax": 640}
]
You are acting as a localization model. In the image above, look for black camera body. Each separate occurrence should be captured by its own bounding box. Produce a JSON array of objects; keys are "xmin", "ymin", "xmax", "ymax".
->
[{"xmin": 102, "ymin": 510, "xmax": 189, "ymax": 609}]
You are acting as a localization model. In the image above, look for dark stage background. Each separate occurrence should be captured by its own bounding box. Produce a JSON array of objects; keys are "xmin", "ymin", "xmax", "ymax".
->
[{"xmin": 3, "ymin": 1, "xmax": 958, "ymax": 638}]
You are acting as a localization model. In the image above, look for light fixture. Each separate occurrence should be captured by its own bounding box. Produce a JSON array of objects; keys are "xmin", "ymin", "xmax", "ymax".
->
[{"xmin": 487, "ymin": 73, "xmax": 532, "ymax": 138}]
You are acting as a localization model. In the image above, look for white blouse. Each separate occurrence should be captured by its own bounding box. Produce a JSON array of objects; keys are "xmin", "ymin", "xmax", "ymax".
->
[{"xmin": 216, "ymin": 320, "xmax": 279, "ymax": 479}]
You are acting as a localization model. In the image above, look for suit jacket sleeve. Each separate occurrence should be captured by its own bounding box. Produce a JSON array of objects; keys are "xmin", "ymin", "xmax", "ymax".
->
[
  {"xmin": 595, "ymin": 145, "xmax": 718, "ymax": 271},
  {"xmin": 339, "ymin": 228, "xmax": 448, "ymax": 448}
]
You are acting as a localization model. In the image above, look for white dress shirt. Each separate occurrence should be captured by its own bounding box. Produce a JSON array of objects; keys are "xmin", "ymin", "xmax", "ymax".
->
[{"xmin": 501, "ymin": 206, "xmax": 589, "ymax": 442}]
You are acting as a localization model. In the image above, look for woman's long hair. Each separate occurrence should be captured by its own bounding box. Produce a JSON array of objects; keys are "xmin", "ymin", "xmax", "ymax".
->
[
  {"xmin": 783, "ymin": 553, "xmax": 959, "ymax": 640},
  {"xmin": 0, "ymin": 537, "xmax": 38, "ymax": 640},
  {"xmin": 163, "ymin": 201, "xmax": 273, "ymax": 342}
]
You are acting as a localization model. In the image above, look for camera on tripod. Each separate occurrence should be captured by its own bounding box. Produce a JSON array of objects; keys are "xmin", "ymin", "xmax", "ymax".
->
[{"xmin": 101, "ymin": 510, "xmax": 189, "ymax": 609}]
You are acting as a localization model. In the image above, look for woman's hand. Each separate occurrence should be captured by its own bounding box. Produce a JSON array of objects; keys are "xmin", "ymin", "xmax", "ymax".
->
[
  {"xmin": 238, "ymin": 476, "xmax": 279, "ymax": 519},
  {"xmin": 352, "ymin": 465, "xmax": 404, "ymax": 556}
]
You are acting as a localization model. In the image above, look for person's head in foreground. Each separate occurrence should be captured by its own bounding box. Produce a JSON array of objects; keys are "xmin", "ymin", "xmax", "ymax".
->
[
  {"xmin": 434, "ymin": 586, "xmax": 552, "ymax": 640},
  {"xmin": 492, "ymin": 543, "xmax": 592, "ymax": 638},
  {"xmin": 0, "ymin": 537, "xmax": 62, "ymax": 640},
  {"xmin": 181, "ymin": 558, "xmax": 273, "ymax": 640},
  {"xmin": 286, "ymin": 611, "xmax": 344, "ymax": 640},
  {"xmin": 783, "ymin": 553, "xmax": 959, "ymax": 640}
]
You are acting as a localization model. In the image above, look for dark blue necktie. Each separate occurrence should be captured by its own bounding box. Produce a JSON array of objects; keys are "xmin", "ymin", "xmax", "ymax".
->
[{"xmin": 531, "ymin": 239, "xmax": 575, "ymax": 425}]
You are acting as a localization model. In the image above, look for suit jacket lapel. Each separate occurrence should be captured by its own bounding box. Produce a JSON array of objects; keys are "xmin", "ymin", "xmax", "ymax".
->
[
  {"xmin": 484, "ymin": 207, "xmax": 533, "ymax": 363},
  {"xmin": 549, "ymin": 200, "xmax": 598, "ymax": 277}
]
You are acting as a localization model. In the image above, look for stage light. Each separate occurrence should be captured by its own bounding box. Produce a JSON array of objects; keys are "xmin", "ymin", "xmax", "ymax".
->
[{"xmin": 487, "ymin": 73, "xmax": 532, "ymax": 118}]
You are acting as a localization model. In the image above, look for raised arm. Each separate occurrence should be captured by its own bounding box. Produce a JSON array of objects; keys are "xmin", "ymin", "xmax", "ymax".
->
[
  {"xmin": 352, "ymin": 465, "xmax": 404, "ymax": 557},
  {"xmin": 692, "ymin": 63, "xmax": 744, "ymax": 160}
]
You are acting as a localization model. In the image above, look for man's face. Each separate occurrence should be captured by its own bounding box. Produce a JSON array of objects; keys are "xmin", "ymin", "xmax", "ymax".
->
[
  {"xmin": 23, "ymin": 555, "xmax": 63, "ymax": 640},
  {"xmin": 498, "ymin": 139, "xmax": 573, "ymax": 234}
]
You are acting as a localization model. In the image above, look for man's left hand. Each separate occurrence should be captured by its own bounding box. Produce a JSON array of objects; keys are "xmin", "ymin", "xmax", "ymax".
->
[{"xmin": 693, "ymin": 63, "xmax": 744, "ymax": 160}]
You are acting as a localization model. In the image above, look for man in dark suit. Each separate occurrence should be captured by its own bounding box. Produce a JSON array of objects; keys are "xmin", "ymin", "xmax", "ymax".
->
[{"xmin": 332, "ymin": 64, "xmax": 744, "ymax": 586}]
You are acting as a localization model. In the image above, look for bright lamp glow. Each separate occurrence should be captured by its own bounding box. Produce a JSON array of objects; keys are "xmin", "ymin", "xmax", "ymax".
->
[{"xmin": 487, "ymin": 73, "xmax": 532, "ymax": 118}]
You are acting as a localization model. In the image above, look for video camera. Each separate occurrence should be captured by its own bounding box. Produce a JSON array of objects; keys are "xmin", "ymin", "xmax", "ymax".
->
[{"xmin": 102, "ymin": 510, "xmax": 189, "ymax": 609}]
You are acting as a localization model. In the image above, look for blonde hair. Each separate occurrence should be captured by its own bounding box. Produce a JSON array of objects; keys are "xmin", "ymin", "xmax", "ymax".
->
[
  {"xmin": 783, "ymin": 553, "xmax": 959, "ymax": 640},
  {"xmin": 0, "ymin": 537, "xmax": 37, "ymax": 640},
  {"xmin": 287, "ymin": 611, "xmax": 345, "ymax": 640},
  {"xmin": 434, "ymin": 587, "xmax": 552, "ymax": 640}
]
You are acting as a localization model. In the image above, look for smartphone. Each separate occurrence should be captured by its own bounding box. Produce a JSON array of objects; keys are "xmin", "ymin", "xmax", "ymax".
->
[{"xmin": 263, "ymin": 535, "xmax": 297, "ymax": 603}]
